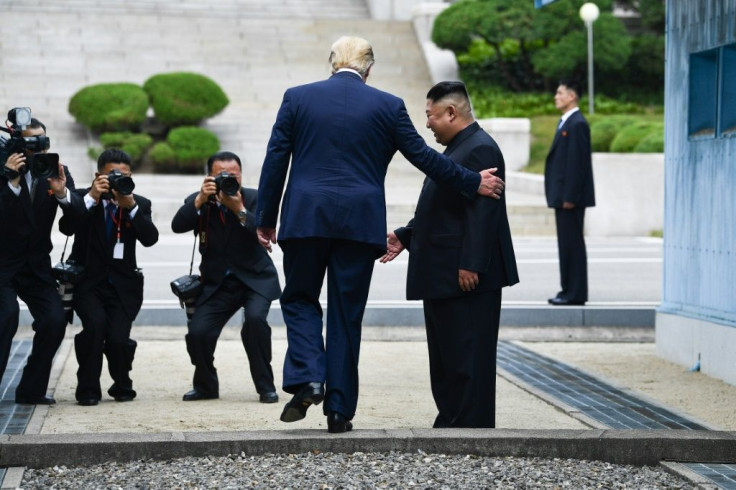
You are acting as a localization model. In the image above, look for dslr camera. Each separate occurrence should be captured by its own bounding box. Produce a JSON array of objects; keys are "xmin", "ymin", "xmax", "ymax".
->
[
  {"xmin": 102, "ymin": 169, "xmax": 135, "ymax": 200},
  {"xmin": 52, "ymin": 259, "xmax": 85, "ymax": 284},
  {"xmin": 0, "ymin": 107, "xmax": 58, "ymax": 179},
  {"xmin": 214, "ymin": 171, "xmax": 239, "ymax": 196}
]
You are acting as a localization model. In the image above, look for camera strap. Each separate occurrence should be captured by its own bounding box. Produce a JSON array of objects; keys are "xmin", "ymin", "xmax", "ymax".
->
[
  {"xmin": 188, "ymin": 232, "xmax": 198, "ymax": 276},
  {"xmin": 59, "ymin": 235, "xmax": 70, "ymax": 263}
]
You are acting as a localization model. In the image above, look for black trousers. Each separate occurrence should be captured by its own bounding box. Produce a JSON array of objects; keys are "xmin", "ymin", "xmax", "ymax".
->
[
  {"xmin": 0, "ymin": 265, "xmax": 66, "ymax": 399},
  {"xmin": 554, "ymin": 206, "xmax": 588, "ymax": 302},
  {"xmin": 423, "ymin": 289, "xmax": 502, "ymax": 428},
  {"xmin": 74, "ymin": 281, "xmax": 136, "ymax": 401},
  {"xmin": 186, "ymin": 275, "xmax": 275, "ymax": 396}
]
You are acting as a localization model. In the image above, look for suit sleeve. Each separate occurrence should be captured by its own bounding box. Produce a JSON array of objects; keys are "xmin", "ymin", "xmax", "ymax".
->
[
  {"xmin": 130, "ymin": 196, "xmax": 159, "ymax": 247},
  {"xmin": 393, "ymin": 102, "xmax": 481, "ymax": 199},
  {"xmin": 564, "ymin": 119, "xmax": 592, "ymax": 205},
  {"xmin": 58, "ymin": 187, "xmax": 89, "ymax": 236},
  {"xmin": 171, "ymin": 193, "xmax": 200, "ymax": 234},
  {"xmin": 257, "ymin": 90, "xmax": 294, "ymax": 228},
  {"xmin": 459, "ymin": 144, "xmax": 504, "ymax": 273},
  {"xmin": 58, "ymin": 166, "xmax": 86, "ymax": 224},
  {"xmin": 394, "ymin": 218, "xmax": 414, "ymax": 250}
]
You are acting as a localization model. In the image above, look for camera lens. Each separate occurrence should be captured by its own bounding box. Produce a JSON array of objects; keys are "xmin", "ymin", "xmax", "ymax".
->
[
  {"xmin": 29, "ymin": 153, "xmax": 59, "ymax": 180},
  {"xmin": 108, "ymin": 170, "xmax": 135, "ymax": 196}
]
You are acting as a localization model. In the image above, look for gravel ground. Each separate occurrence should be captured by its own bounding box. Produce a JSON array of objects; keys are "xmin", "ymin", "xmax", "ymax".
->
[{"xmin": 21, "ymin": 451, "xmax": 693, "ymax": 489}]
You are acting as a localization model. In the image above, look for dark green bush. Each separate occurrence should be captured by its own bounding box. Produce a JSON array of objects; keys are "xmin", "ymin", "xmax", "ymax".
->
[
  {"xmin": 151, "ymin": 126, "xmax": 219, "ymax": 174},
  {"xmin": 143, "ymin": 72, "xmax": 229, "ymax": 127},
  {"xmin": 633, "ymin": 126, "xmax": 664, "ymax": 152},
  {"xmin": 97, "ymin": 132, "xmax": 153, "ymax": 168},
  {"xmin": 609, "ymin": 122, "xmax": 662, "ymax": 152},
  {"xmin": 590, "ymin": 116, "xmax": 637, "ymax": 152},
  {"xmin": 68, "ymin": 83, "xmax": 148, "ymax": 132}
]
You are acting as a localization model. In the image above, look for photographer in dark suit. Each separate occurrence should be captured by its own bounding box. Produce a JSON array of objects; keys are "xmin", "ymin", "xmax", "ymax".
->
[
  {"xmin": 59, "ymin": 149, "xmax": 158, "ymax": 406},
  {"xmin": 0, "ymin": 116, "xmax": 84, "ymax": 404},
  {"xmin": 382, "ymin": 82, "xmax": 519, "ymax": 428},
  {"xmin": 172, "ymin": 151, "xmax": 281, "ymax": 403}
]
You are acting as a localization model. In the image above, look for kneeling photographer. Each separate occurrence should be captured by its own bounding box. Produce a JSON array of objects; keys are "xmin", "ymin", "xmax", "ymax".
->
[
  {"xmin": 59, "ymin": 149, "xmax": 159, "ymax": 406},
  {"xmin": 171, "ymin": 151, "xmax": 281, "ymax": 404},
  {"xmin": 0, "ymin": 108, "xmax": 85, "ymax": 405}
]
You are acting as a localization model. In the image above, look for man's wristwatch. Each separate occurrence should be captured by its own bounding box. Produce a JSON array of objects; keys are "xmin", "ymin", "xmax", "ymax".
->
[{"xmin": 236, "ymin": 208, "xmax": 247, "ymax": 224}]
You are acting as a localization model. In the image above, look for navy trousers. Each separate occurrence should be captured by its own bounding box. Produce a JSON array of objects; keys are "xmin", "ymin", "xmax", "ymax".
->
[
  {"xmin": 279, "ymin": 238, "xmax": 376, "ymax": 420},
  {"xmin": 554, "ymin": 206, "xmax": 588, "ymax": 302}
]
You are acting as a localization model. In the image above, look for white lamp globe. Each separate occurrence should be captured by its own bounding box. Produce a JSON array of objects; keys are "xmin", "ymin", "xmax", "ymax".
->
[{"xmin": 579, "ymin": 2, "xmax": 600, "ymax": 24}]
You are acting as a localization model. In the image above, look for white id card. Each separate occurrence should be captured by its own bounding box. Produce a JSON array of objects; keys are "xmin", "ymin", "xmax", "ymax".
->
[{"xmin": 113, "ymin": 241, "xmax": 124, "ymax": 260}]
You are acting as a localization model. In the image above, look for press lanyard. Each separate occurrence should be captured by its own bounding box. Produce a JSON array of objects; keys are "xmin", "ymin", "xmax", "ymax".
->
[{"xmin": 108, "ymin": 205, "xmax": 122, "ymax": 243}]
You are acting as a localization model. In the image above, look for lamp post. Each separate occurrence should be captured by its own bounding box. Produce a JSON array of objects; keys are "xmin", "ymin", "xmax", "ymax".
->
[{"xmin": 579, "ymin": 2, "xmax": 600, "ymax": 115}]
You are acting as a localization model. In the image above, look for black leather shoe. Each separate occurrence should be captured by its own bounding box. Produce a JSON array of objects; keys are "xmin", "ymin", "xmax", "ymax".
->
[
  {"xmin": 182, "ymin": 389, "xmax": 219, "ymax": 401},
  {"xmin": 77, "ymin": 398, "xmax": 99, "ymax": 406},
  {"xmin": 15, "ymin": 395, "xmax": 56, "ymax": 405},
  {"xmin": 280, "ymin": 382, "xmax": 324, "ymax": 422},
  {"xmin": 548, "ymin": 297, "xmax": 585, "ymax": 306},
  {"xmin": 114, "ymin": 394, "xmax": 135, "ymax": 402},
  {"xmin": 327, "ymin": 411, "xmax": 353, "ymax": 433},
  {"xmin": 259, "ymin": 391, "xmax": 279, "ymax": 404}
]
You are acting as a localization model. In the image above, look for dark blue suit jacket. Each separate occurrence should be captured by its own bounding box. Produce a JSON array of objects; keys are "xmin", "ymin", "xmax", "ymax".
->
[
  {"xmin": 256, "ymin": 71, "xmax": 482, "ymax": 253},
  {"xmin": 544, "ymin": 110, "xmax": 596, "ymax": 208}
]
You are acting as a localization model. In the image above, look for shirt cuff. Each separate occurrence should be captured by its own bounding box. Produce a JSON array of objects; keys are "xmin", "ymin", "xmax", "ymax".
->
[
  {"xmin": 128, "ymin": 204, "xmax": 139, "ymax": 219},
  {"xmin": 55, "ymin": 187, "xmax": 70, "ymax": 204},
  {"xmin": 7, "ymin": 181, "xmax": 21, "ymax": 197},
  {"xmin": 84, "ymin": 193, "xmax": 97, "ymax": 210}
]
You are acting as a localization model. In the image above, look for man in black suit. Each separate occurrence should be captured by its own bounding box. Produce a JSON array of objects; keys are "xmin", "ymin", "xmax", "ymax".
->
[
  {"xmin": 382, "ymin": 82, "xmax": 519, "ymax": 428},
  {"xmin": 0, "ymin": 116, "xmax": 85, "ymax": 404},
  {"xmin": 545, "ymin": 79, "xmax": 596, "ymax": 306},
  {"xmin": 59, "ymin": 149, "xmax": 159, "ymax": 406},
  {"xmin": 172, "ymin": 151, "xmax": 281, "ymax": 404}
]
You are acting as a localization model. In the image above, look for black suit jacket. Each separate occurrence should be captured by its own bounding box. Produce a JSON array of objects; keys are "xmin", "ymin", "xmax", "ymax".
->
[
  {"xmin": 0, "ymin": 167, "xmax": 84, "ymax": 285},
  {"xmin": 171, "ymin": 187, "xmax": 281, "ymax": 305},
  {"xmin": 59, "ymin": 191, "xmax": 159, "ymax": 321},
  {"xmin": 395, "ymin": 122, "xmax": 519, "ymax": 300},
  {"xmin": 544, "ymin": 110, "xmax": 596, "ymax": 208}
]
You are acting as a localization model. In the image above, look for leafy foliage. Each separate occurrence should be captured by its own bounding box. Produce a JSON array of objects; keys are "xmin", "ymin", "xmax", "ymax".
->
[
  {"xmin": 151, "ymin": 126, "xmax": 220, "ymax": 174},
  {"xmin": 68, "ymin": 83, "xmax": 148, "ymax": 132},
  {"xmin": 143, "ymin": 72, "xmax": 229, "ymax": 127},
  {"xmin": 609, "ymin": 121, "xmax": 663, "ymax": 152},
  {"xmin": 96, "ymin": 132, "xmax": 154, "ymax": 169}
]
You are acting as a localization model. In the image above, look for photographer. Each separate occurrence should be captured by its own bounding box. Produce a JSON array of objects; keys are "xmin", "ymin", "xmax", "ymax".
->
[
  {"xmin": 59, "ymin": 149, "xmax": 158, "ymax": 406},
  {"xmin": 171, "ymin": 151, "xmax": 281, "ymax": 403},
  {"xmin": 0, "ymin": 114, "xmax": 85, "ymax": 405}
]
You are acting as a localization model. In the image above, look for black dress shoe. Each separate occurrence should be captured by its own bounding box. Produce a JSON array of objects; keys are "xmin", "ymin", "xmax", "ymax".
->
[
  {"xmin": 114, "ymin": 394, "xmax": 135, "ymax": 402},
  {"xmin": 15, "ymin": 395, "xmax": 56, "ymax": 405},
  {"xmin": 280, "ymin": 382, "xmax": 324, "ymax": 422},
  {"xmin": 548, "ymin": 297, "xmax": 585, "ymax": 306},
  {"xmin": 182, "ymin": 389, "xmax": 219, "ymax": 401},
  {"xmin": 259, "ymin": 391, "xmax": 279, "ymax": 404},
  {"xmin": 77, "ymin": 398, "xmax": 99, "ymax": 406},
  {"xmin": 327, "ymin": 411, "xmax": 353, "ymax": 433}
]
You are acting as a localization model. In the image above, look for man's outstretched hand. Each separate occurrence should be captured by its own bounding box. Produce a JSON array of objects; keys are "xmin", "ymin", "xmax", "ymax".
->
[
  {"xmin": 379, "ymin": 231, "xmax": 405, "ymax": 263},
  {"xmin": 477, "ymin": 167, "xmax": 504, "ymax": 199},
  {"xmin": 257, "ymin": 227, "xmax": 277, "ymax": 253}
]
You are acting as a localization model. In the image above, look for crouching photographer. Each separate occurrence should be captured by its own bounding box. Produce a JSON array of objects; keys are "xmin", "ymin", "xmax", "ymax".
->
[
  {"xmin": 0, "ymin": 108, "xmax": 85, "ymax": 405},
  {"xmin": 58, "ymin": 149, "xmax": 159, "ymax": 406},
  {"xmin": 171, "ymin": 151, "xmax": 281, "ymax": 404}
]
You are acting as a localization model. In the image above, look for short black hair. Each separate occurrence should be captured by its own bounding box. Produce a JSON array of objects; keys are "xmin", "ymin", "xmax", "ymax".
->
[
  {"xmin": 426, "ymin": 81, "xmax": 469, "ymax": 103},
  {"xmin": 28, "ymin": 118, "xmax": 46, "ymax": 132},
  {"xmin": 559, "ymin": 78, "xmax": 582, "ymax": 100},
  {"xmin": 97, "ymin": 148, "xmax": 132, "ymax": 171},
  {"xmin": 207, "ymin": 151, "xmax": 242, "ymax": 174}
]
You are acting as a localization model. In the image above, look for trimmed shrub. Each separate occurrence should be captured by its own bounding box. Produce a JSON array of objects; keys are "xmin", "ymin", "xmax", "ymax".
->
[
  {"xmin": 98, "ymin": 132, "xmax": 153, "ymax": 168},
  {"xmin": 609, "ymin": 122, "xmax": 661, "ymax": 153},
  {"xmin": 634, "ymin": 126, "xmax": 664, "ymax": 152},
  {"xmin": 590, "ymin": 116, "xmax": 636, "ymax": 152},
  {"xmin": 143, "ymin": 72, "xmax": 229, "ymax": 127},
  {"xmin": 151, "ymin": 126, "xmax": 219, "ymax": 174},
  {"xmin": 69, "ymin": 83, "xmax": 148, "ymax": 132}
]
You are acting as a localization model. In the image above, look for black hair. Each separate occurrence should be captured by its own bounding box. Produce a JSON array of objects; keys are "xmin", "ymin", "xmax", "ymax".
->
[
  {"xmin": 426, "ymin": 81, "xmax": 469, "ymax": 103},
  {"xmin": 207, "ymin": 151, "xmax": 242, "ymax": 174},
  {"xmin": 26, "ymin": 118, "xmax": 46, "ymax": 133},
  {"xmin": 558, "ymin": 78, "xmax": 582, "ymax": 100},
  {"xmin": 97, "ymin": 148, "xmax": 132, "ymax": 171}
]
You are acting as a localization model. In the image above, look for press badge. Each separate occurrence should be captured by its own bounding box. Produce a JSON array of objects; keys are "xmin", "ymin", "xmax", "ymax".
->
[{"xmin": 113, "ymin": 241, "xmax": 124, "ymax": 259}]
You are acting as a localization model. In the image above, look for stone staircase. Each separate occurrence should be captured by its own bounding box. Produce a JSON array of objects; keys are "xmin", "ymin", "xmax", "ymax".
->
[{"xmin": 1, "ymin": 0, "xmax": 554, "ymax": 236}]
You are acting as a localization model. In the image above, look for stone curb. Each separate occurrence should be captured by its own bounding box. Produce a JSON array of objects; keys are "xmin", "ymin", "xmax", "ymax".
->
[{"xmin": 1, "ymin": 429, "xmax": 735, "ymax": 469}]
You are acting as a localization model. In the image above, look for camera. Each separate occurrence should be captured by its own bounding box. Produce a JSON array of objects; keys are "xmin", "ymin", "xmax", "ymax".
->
[
  {"xmin": 170, "ymin": 274, "xmax": 202, "ymax": 302},
  {"xmin": 1, "ymin": 107, "xmax": 52, "ymax": 177},
  {"xmin": 214, "ymin": 171, "xmax": 239, "ymax": 196},
  {"xmin": 29, "ymin": 153, "xmax": 60, "ymax": 180},
  {"xmin": 52, "ymin": 260, "xmax": 85, "ymax": 284},
  {"xmin": 102, "ymin": 169, "xmax": 135, "ymax": 200}
]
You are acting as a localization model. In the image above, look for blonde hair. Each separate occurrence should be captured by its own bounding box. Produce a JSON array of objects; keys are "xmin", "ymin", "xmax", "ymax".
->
[{"xmin": 329, "ymin": 36, "xmax": 375, "ymax": 76}]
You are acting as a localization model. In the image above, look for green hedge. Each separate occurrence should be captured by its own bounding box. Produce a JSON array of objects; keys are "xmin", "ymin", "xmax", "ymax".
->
[
  {"xmin": 151, "ymin": 126, "xmax": 220, "ymax": 174},
  {"xmin": 590, "ymin": 116, "xmax": 637, "ymax": 152},
  {"xmin": 68, "ymin": 83, "xmax": 149, "ymax": 132},
  {"xmin": 96, "ymin": 132, "xmax": 153, "ymax": 168},
  {"xmin": 143, "ymin": 72, "xmax": 229, "ymax": 127},
  {"xmin": 610, "ymin": 122, "xmax": 663, "ymax": 152},
  {"xmin": 634, "ymin": 127, "xmax": 665, "ymax": 152}
]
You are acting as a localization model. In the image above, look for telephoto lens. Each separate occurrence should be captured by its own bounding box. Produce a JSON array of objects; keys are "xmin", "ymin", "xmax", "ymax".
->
[{"xmin": 214, "ymin": 172, "xmax": 240, "ymax": 196}]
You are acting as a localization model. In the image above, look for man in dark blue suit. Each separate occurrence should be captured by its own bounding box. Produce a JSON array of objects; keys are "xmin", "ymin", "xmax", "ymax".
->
[
  {"xmin": 382, "ymin": 82, "xmax": 519, "ymax": 428},
  {"xmin": 0, "ymin": 116, "xmax": 85, "ymax": 404},
  {"xmin": 256, "ymin": 36, "xmax": 505, "ymax": 433},
  {"xmin": 545, "ymin": 79, "xmax": 596, "ymax": 306}
]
